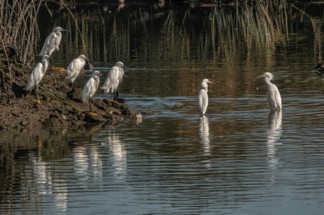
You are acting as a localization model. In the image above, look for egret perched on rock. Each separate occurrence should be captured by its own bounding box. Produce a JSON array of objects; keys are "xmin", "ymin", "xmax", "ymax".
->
[
  {"xmin": 65, "ymin": 54, "xmax": 88, "ymax": 88},
  {"xmin": 257, "ymin": 72, "xmax": 282, "ymax": 111},
  {"xmin": 24, "ymin": 55, "xmax": 50, "ymax": 104},
  {"xmin": 101, "ymin": 61, "xmax": 125, "ymax": 101},
  {"xmin": 198, "ymin": 79, "xmax": 212, "ymax": 116},
  {"xmin": 39, "ymin": 27, "xmax": 66, "ymax": 57},
  {"xmin": 82, "ymin": 70, "xmax": 100, "ymax": 114}
]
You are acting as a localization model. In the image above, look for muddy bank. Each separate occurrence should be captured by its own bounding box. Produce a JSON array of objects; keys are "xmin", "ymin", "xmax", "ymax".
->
[{"xmin": 0, "ymin": 66, "xmax": 134, "ymax": 131}]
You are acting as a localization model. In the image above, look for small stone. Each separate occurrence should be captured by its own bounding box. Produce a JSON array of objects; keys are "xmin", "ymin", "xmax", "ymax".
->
[
  {"xmin": 134, "ymin": 113, "xmax": 143, "ymax": 124},
  {"xmin": 20, "ymin": 120, "xmax": 28, "ymax": 126},
  {"xmin": 135, "ymin": 113, "xmax": 142, "ymax": 120}
]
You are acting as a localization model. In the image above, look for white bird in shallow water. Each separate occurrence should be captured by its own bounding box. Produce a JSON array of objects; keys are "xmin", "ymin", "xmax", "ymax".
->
[
  {"xmin": 24, "ymin": 55, "xmax": 50, "ymax": 104},
  {"xmin": 101, "ymin": 61, "xmax": 125, "ymax": 101},
  {"xmin": 257, "ymin": 72, "xmax": 282, "ymax": 111},
  {"xmin": 65, "ymin": 54, "xmax": 88, "ymax": 88},
  {"xmin": 198, "ymin": 79, "xmax": 212, "ymax": 115},
  {"xmin": 82, "ymin": 70, "xmax": 100, "ymax": 113},
  {"xmin": 39, "ymin": 27, "xmax": 66, "ymax": 57}
]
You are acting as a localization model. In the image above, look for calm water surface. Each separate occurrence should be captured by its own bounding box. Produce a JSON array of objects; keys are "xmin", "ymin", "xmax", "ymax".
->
[{"xmin": 1, "ymin": 2, "xmax": 324, "ymax": 214}]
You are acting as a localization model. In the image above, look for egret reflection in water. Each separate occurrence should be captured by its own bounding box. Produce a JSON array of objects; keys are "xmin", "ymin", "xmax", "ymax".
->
[
  {"xmin": 52, "ymin": 180, "xmax": 68, "ymax": 213},
  {"xmin": 105, "ymin": 130, "xmax": 127, "ymax": 180},
  {"xmin": 267, "ymin": 110, "xmax": 282, "ymax": 172},
  {"xmin": 73, "ymin": 145, "xmax": 103, "ymax": 186},
  {"xmin": 199, "ymin": 116, "xmax": 211, "ymax": 168},
  {"xmin": 31, "ymin": 155, "xmax": 68, "ymax": 213},
  {"xmin": 73, "ymin": 146, "xmax": 89, "ymax": 185},
  {"xmin": 32, "ymin": 156, "xmax": 53, "ymax": 195}
]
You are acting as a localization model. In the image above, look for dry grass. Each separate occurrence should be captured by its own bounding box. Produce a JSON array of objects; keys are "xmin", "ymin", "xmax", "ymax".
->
[{"xmin": 0, "ymin": 0, "xmax": 42, "ymax": 66}]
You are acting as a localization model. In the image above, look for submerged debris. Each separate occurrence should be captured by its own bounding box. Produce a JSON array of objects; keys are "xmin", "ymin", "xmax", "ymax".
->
[{"xmin": 313, "ymin": 63, "xmax": 324, "ymax": 75}]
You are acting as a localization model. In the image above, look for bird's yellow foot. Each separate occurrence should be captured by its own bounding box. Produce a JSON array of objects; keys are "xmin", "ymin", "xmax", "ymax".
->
[
  {"xmin": 49, "ymin": 67, "xmax": 66, "ymax": 73},
  {"xmin": 36, "ymin": 99, "xmax": 41, "ymax": 105},
  {"xmin": 110, "ymin": 99, "xmax": 119, "ymax": 104},
  {"xmin": 88, "ymin": 112, "xmax": 98, "ymax": 116}
]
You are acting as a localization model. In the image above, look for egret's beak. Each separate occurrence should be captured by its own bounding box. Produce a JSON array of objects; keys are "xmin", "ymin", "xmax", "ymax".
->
[
  {"xmin": 88, "ymin": 62, "xmax": 94, "ymax": 71},
  {"xmin": 83, "ymin": 56, "xmax": 90, "ymax": 62},
  {"xmin": 62, "ymin": 29, "xmax": 68, "ymax": 32},
  {"xmin": 257, "ymin": 75, "xmax": 264, "ymax": 79},
  {"xmin": 207, "ymin": 80, "xmax": 213, "ymax": 84}
]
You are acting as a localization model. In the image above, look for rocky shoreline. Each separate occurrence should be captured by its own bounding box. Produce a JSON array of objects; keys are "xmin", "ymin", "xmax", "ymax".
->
[{"xmin": 0, "ymin": 66, "xmax": 133, "ymax": 131}]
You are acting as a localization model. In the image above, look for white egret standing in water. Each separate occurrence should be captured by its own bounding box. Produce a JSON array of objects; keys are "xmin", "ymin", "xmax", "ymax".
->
[
  {"xmin": 198, "ymin": 79, "xmax": 212, "ymax": 115},
  {"xmin": 39, "ymin": 27, "xmax": 66, "ymax": 57},
  {"xmin": 65, "ymin": 54, "xmax": 88, "ymax": 88},
  {"xmin": 257, "ymin": 72, "xmax": 282, "ymax": 111},
  {"xmin": 101, "ymin": 61, "xmax": 125, "ymax": 101},
  {"xmin": 82, "ymin": 70, "xmax": 100, "ymax": 113},
  {"xmin": 24, "ymin": 55, "xmax": 50, "ymax": 104}
]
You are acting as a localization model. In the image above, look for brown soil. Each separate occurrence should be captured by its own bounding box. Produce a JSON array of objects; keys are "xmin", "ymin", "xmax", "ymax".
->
[{"xmin": 0, "ymin": 66, "xmax": 134, "ymax": 131}]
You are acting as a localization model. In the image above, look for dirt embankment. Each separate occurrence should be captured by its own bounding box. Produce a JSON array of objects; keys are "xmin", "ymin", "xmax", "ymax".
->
[{"xmin": 0, "ymin": 66, "xmax": 134, "ymax": 131}]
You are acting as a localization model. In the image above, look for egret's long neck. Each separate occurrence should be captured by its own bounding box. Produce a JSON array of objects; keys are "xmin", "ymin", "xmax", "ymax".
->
[
  {"xmin": 43, "ymin": 60, "xmax": 49, "ymax": 73},
  {"xmin": 94, "ymin": 75, "xmax": 100, "ymax": 88},
  {"xmin": 202, "ymin": 82, "xmax": 208, "ymax": 92},
  {"xmin": 265, "ymin": 78, "xmax": 274, "ymax": 89}
]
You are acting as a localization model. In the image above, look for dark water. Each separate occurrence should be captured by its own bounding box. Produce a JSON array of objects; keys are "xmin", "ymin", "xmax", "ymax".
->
[{"xmin": 1, "ymin": 2, "xmax": 324, "ymax": 214}]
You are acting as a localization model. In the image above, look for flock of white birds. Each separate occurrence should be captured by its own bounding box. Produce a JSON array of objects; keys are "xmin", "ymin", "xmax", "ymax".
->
[
  {"xmin": 24, "ymin": 26, "xmax": 282, "ymax": 115},
  {"xmin": 24, "ymin": 27, "xmax": 125, "ymax": 113}
]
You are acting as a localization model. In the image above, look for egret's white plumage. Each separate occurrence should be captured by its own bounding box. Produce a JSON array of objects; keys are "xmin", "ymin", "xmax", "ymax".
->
[
  {"xmin": 198, "ymin": 79, "xmax": 212, "ymax": 115},
  {"xmin": 24, "ymin": 55, "xmax": 50, "ymax": 92},
  {"xmin": 101, "ymin": 61, "xmax": 125, "ymax": 100},
  {"xmin": 39, "ymin": 27, "xmax": 65, "ymax": 57},
  {"xmin": 65, "ymin": 54, "xmax": 87, "ymax": 85},
  {"xmin": 82, "ymin": 71, "xmax": 100, "ymax": 103},
  {"xmin": 82, "ymin": 70, "xmax": 100, "ymax": 112},
  {"xmin": 257, "ymin": 72, "xmax": 282, "ymax": 111}
]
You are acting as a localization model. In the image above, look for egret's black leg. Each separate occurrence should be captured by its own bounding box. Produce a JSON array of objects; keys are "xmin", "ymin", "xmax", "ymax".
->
[
  {"xmin": 89, "ymin": 98, "xmax": 92, "ymax": 112},
  {"xmin": 35, "ymin": 85, "xmax": 41, "ymax": 104},
  {"xmin": 113, "ymin": 92, "xmax": 117, "ymax": 101}
]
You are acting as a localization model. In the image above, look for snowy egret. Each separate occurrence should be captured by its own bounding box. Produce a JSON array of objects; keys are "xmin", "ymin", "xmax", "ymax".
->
[
  {"xmin": 198, "ymin": 79, "xmax": 212, "ymax": 115},
  {"xmin": 313, "ymin": 63, "xmax": 324, "ymax": 75},
  {"xmin": 101, "ymin": 61, "xmax": 125, "ymax": 101},
  {"xmin": 257, "ymin": 72, "xmax": 282, "ymax": 111},
  {"xmin": 39, "ymin": 27, "xmax": 66, "ymax": 57},
  {"xmin": 65, "ymin": 54, "xmax": 88, "ymax": 88},
  {"xmin": 82, "ymin": 70, "xmax": 100, "ymax": 113},
  {"xmin": 24, "ymin": 55, "xmax": 50, "ymax": 104}
]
